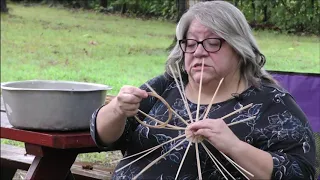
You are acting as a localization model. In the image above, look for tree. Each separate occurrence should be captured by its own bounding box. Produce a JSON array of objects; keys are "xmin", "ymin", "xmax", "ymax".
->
[
  {"xmin": 167, "ymin": 0, "xmax": 187, "ymax": 51},
  {"xmin": 100, "ymin": 0, "xmax": 107, "ymax": 8},
  {"xmin": 176, "ymin": 0, "xmax": 187, "ymax": 23},
  {"xmin": 1, "ymin": 0, "xmax": 8, "ymax": 13},
  {"xmin": 80, "ymin": 0, "xmax": 89, "ymax": 9}
]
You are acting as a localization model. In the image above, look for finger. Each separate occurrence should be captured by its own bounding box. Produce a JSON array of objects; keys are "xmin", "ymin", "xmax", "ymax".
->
[
  {"xmin": 194, "ymin": 128, "xmax": 215, "ymax": 138},
  {"xmin": 120, "ymin": 103, "xmax": 140, "ymax": 112},
  {"xmin": 121, "ymin": 86, "xmax": 148, "ymax": 98},
  {"xmin": 188, "ymin": 119, "xmax": 215, "ymax": 131},
  {"xmin": 118, "ymin": 93, "xmax": 144, "ymax": 104},
  {"xmin": 185, "ymin": 128, "xmax": 195, "ymax": 139},
  {"xmin": 189, "ymin": 118, "xmax": 226, "ymax": 131}
]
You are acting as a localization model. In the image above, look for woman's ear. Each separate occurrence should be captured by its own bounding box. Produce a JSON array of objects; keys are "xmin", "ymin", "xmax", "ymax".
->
[
  {"xmin": 258, "ymin": 53, "xmax": 266, "ymax": 67},
  {"xmin": 251, "ymin": 46, "xmax": 265, "ymax": 68}
]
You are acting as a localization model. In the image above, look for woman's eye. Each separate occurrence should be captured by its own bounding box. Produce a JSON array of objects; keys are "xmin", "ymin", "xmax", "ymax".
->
[
  {"xmin": 205, "ymin": 40, "xmax": 220, "ymax": 47},
  {"xmin": 186, "ymin": 43, "xmax": 196, "ymax": 48},
  {"xmin": 187, "ymin": 44, "xmax": 196, "ymax": 47},
  {"xmin": 208, "ymin": 43, "xmax": 219, "ymax": 47}
]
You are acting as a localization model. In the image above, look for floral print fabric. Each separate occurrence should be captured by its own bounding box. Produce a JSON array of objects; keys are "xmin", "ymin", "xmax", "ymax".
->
[{"xmin": 90, "ymin": 75, "xmax": 316, "ymax": 180}]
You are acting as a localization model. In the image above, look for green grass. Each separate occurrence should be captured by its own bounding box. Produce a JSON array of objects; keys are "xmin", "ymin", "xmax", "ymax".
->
[
  {"xmin": 1, "ymin": 4, "xmax": 319, "ymax": 95},
  {"xmin": 1, "ymin": 4, "xmax": 175, "ymax": 95},
  {"xmin": 1, "ymin": 3, "xmax": 319, "ymax": 165},
  {"xmin": 254, "ymin": 31, "xmax": 320, "ymax": 73}
]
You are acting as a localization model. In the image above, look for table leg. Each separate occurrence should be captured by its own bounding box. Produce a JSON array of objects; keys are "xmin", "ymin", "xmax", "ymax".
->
[
  {"xmin": 25, "ymin": 146, "xmax": 77, "ymax": 180},
  {"xmin": 66, "ymin": 170, "xmax": 75, "ymax": 180}
]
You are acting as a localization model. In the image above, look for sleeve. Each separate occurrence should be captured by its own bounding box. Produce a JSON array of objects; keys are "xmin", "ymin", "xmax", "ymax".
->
[
  {"xmin": 90, "ymin": 74, "xmax": 172, "ymax": 152},
  {"xmin": 254, "ymin": 92, "xmax": 316, "ymax": 180}
]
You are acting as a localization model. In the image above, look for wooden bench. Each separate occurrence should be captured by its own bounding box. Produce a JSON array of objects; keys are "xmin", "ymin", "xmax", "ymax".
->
[{"xmin": 1, "ymin": 144, "xmax": 114, "ymax": 180}]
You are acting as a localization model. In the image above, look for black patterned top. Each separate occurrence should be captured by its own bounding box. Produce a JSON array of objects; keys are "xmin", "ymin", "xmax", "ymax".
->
[{"xmin": 90, "ymin": 75, "xmax": 316, "ymax": 180}]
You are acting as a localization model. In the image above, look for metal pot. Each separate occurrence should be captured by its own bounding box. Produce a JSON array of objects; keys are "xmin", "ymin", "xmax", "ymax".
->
[{"xmin": 1, "ymin": 80, "xmax": 112, "ymax": 131}]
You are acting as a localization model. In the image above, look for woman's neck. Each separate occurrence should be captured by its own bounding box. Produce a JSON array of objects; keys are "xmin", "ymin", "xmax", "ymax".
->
[{"xmin": 185, "ymin": 70, "xmax": 248, "ymax": 105}]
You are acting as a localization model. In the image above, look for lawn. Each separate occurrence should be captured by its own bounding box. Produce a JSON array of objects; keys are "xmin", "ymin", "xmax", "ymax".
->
[
  {"xmin": 1, "ymin": 3, "xmax": 319, "ymax": 166},
  {"xmin": 1, "ymin": 4, "xmax": 319, "ymax": 95}
]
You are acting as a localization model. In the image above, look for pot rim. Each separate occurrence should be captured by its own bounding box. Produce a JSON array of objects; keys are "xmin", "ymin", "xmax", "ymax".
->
[{"xmin": 1, "ymin": 80, "xmax": 112, "ymax": 92}]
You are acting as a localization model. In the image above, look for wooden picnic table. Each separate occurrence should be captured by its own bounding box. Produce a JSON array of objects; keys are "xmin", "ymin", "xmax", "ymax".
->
[{"xmin": 0, "ymin": 97, "xmax": 104, "ymax": 180}]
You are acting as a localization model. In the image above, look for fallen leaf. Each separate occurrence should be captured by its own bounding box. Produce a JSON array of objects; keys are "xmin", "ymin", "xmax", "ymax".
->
[{"xmin": 89, "ymin": 41, "xmax": 98, "ymax": 45}]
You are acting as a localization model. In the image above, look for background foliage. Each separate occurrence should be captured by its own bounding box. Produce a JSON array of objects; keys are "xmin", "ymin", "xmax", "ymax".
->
[
  {"xmin": 1, "ymin": 2, "xmax": 319, "ymax": 178},
  {"xmin": 7, "ymin": 0, "xmax": 320, "ymax": 35}
]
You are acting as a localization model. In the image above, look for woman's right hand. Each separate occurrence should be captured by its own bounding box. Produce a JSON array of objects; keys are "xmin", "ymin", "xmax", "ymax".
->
[{"xmin": 114, "ymin": 85, "xmax": 148, "ymax": 117}]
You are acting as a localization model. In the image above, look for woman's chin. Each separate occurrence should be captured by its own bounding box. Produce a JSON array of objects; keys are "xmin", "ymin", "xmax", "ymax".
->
[
  {"xmin": 191, "ymin": 75, "xmax": 213, "ymax": 85},
  {"xmin": 190, "ymin": 72, "xmax": 225, "ymax": 84}
]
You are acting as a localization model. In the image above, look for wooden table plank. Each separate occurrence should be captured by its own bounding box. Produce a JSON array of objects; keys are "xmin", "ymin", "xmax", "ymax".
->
[{"xmin": 1, "ymin": 112, "xmax": 98, "ymax": 149}]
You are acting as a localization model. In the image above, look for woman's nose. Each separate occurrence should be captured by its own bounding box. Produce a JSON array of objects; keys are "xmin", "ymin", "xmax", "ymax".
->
[{"xmin": 193, "ymin": 43, "xmax": 208, "ymax": 57}]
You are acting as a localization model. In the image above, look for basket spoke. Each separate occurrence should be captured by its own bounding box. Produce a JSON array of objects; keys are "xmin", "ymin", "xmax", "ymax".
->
[
  {"xmin": 201, "ymin": 142, "xmax": 233, "ymax": 180},
  {"xmin": 202, "ymin": 78, "xmax": 224, "ymax": 120},
  {"xmin": 195, "ymin": 142, "xmax": 203, "ymax": 180},
  {"xmin": 144, "ymin": 83, "xmax": 189, "ymax": 127},
  {"xmin": 133, "ymin": 138, "xmax": 188, "ymax": 180},
  {"xmin": 221, "ymin": 103, "xmax": 253, "ymax": 120},
  {"xmin": 195, "ymin": 58, "xmax": 205, "ymax": 122},
  {"xmin": 175, "ymin": 141, "xmax": 192, "ymax": 180},
  {"xmin": 115, "ymin": 134, "xmax": 186, "ymax": 172}
]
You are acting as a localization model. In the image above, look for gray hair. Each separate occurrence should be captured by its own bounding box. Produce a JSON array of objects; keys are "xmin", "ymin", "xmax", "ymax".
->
[{"xmin": 165, "ymin": 1, "xmax": 277, "ymax": 87}]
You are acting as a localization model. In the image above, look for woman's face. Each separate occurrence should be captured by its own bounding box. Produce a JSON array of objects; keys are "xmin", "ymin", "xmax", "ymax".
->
[{"xmin": 184, "ymin": 19, "xmax": 240, "ymax": 85}]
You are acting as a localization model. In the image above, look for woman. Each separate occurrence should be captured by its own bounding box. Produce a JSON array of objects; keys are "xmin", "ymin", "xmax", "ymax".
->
[{"xmin": 91, "ymin": 1, "xmax": 316, "ymax": 179}]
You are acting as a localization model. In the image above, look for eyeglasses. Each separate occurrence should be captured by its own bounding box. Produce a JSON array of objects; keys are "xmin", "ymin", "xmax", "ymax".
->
[{"xmin": 179, "ymin": 38, "xmax": 225, "ymax": 53}]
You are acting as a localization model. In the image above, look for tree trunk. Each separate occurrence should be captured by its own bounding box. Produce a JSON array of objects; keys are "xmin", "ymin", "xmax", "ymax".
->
[
  {"xmin": 310, "ymin": 0, "xmax": 314, "ymax": 22},
  {"xmin": 100, "ymin": 0, "xmax": 107, "ymax": 8},
  {"xmin": 251, "ymin": 0, "xmax": 256, "ymax": 22},
  {"xmin": 263, "ymin": 4, "xmax": 268, "ymax": 23},
  {"xmin": 176, "ymin": 0, "xmax": 186, "ymax": 23},
  {"xmin": 134, "ymin": 0, "xmax": 139, "ymax": 13},
  {"xmin": 234, "ymin": 0, "xmax": 239, "ymax": 7},
  {"xmin": 121, "ymin": 3, "xmax": 127, "ymax": 14},
  {"xmin": 167, "ymin": 0, "xmax": 187, "ymax": 51},
  {"xmin": 83, "ymin": 0, "xmax": 89, "ymax": 9},
  {"xmin": 1, "ymin": 0, "xmax": 8, "ymax": 13}
]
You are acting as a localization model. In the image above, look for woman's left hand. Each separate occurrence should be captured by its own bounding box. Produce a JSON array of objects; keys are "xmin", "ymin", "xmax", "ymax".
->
[{"xmin": 186, "ymin": 118, "xmax": 242, "ymax": 156}]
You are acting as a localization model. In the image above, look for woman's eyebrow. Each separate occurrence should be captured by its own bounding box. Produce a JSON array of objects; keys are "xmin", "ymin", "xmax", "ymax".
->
[{"xmin": 186, "ymin": 32, "xmax": 219, "ymax": 39}]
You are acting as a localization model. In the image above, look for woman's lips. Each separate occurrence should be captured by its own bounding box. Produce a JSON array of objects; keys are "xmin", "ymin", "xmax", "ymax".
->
[{"xmin": 192, "ymin": 64, "xmax": 210, "ymax": 71}]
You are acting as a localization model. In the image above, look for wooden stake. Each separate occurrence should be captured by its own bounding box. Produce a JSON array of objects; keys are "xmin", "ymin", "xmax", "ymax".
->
[
  {"xmin": 136, "ymin": 110, "xmax": 185, "ymax": 130},
  {"xmin": 220, "ymin": 152, "xmax": 252, "ymax": 179},
  {"xmin": 227, "ymin": 116, "xmax": 256, "ymax": 127},
  {"xmin": 175, "ymin": 61, "xmax": 194, "ymax": 123},
  {"xmin": 116, "ymin": 134, "xmax": 186, "ymax": 172},
  {"xmin": 206, "ymin": 140, "xmax": 255, "ymax": 178},
  {"xmin": 202, "ymin": 78, "xmax": 224, "ymax": 119},
  {"xmin": 195, "ymin": 58, "xmax": 205, "ymax": 122},
  {"xmin": 132, "ymin": 138, "xmax": 188, "ymax": 180},
  {"xmin": 201, "ymin": 142, "xmax": 231, "ymax": 180},
  {"xmin": 195, "ymin": 142, "xmax": 203, "ymax": 180},
  {"xmin": 221, "ymin": 103, "xmax": 253, "ymax": 119},
  {"xmin": 145, "ymin": 83, "xmax": 189, "ymax": 126},
  {"xmin": 169, "ymin": 65, "xmax": 190, "ymax": 120},
  {"xmin": 174, "ymin": 141, "xmax": 192, "ymax": 180}
]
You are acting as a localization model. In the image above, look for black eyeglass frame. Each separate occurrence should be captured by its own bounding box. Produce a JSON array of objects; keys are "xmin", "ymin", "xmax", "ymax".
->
[{"xmin": 178, "ymin": 38, "xmax": 225, "ymax": 53}]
